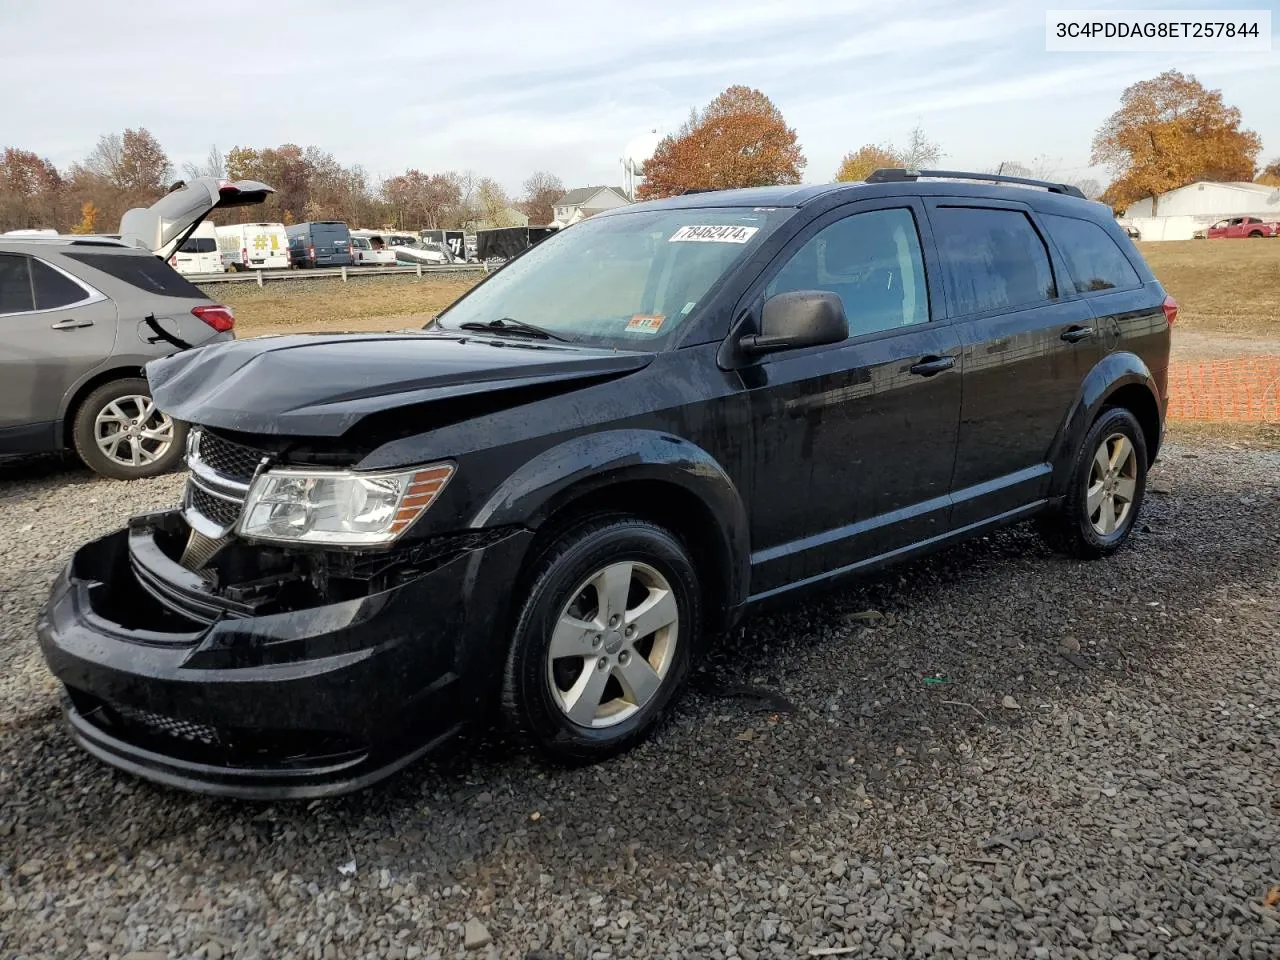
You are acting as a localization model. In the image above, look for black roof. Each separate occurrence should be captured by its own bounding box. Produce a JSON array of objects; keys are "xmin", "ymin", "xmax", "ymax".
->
[
  {"xmin": 615, "ymin": 184, "xmax": 842, "ymax": 211},
  {"xmin": 602, "ymin": 172, "xmax": 1109, "ymax": 220}
]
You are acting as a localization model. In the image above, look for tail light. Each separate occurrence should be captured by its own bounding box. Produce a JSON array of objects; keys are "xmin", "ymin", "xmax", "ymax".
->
[
  {"xmin": 169, "ymin": 255, "xmax": 177, "ymax": 266},
  {"xmin": 309, "ymin": 245, "xmax": 315, "ymax": 261},
  {"xmin": 192, "ymin": 304, "xmax": 235, "ymax": 333},
  {"xmin": 241, "ymin": 246, "xmax": 248, "ymax": 263},
  {"xmin": 1162, "ymin": 295, "xmax": 1178, "ymax": 327}
]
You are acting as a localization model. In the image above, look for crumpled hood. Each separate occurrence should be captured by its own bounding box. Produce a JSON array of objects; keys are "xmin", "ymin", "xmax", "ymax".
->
[{"xmin": 146, "ymin": 332, "xmax": 653, "ymax": 436}]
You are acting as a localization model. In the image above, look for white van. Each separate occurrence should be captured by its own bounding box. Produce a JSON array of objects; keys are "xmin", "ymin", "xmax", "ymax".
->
[
  {"xmin": 215, "ymin": 222, "xmax": 290, "ymax": 271},
  {"xmin": 168, "ymin": 221, "xmax": 222, "ymax": 275}
]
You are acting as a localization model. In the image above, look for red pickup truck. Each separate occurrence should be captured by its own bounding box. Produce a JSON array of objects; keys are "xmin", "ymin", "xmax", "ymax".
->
[{"xmin": 1207, "ymin": 216, "xmax": 1280, "ymax": 239}]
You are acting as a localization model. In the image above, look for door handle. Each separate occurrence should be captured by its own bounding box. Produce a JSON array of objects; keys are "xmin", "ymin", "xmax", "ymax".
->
[
  {"xmin": 50, "ymin": 318, "xmax": 94, "ymax": 330},
  {"xmin": 909, "ymin": 355, "xmax": 956, "ymax": 377},
  {"xmin": 1060, "ymin": 325, "xmax": 1094, "ymax": 343}
]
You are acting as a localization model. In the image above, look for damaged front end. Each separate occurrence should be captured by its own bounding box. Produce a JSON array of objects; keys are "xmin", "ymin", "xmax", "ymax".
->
[{"xmin": 36, "ymin": 427, "xmax": 533, "ymax": 799}]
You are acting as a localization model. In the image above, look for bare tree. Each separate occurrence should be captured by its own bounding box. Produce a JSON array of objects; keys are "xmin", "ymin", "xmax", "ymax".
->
[
  {"xmin": 475, "ymin": 178, "xmax": 516, "ymax": 225},
  {"xmin": 81, "ymin": 133, "xmax": 124, "ymax": 184},
  {"xmin": 898, "ymin": 126, "xmax": 944, "ymax": 169},
  {"xmin": 1074, "ymin": 178, "xmax": 1104, "ymax": 200},
  {"xmin": 183, "ymin": 145, "xmax": 225, "ymax": 182},
  {"xmin": 520, "ymin": 170, "xmax": 564, "ymax": 225}
]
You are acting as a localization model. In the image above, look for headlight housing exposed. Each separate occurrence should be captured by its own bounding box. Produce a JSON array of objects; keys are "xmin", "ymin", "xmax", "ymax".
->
[{"xmin": 238, "ymin": 463, "xmax": 454, "ymax": 545}]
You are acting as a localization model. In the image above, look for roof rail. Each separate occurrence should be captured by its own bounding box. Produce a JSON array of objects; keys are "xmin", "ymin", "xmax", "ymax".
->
[{"xmin": 866, "ymin": 168, "xmax": 1087, "ymax": 200}]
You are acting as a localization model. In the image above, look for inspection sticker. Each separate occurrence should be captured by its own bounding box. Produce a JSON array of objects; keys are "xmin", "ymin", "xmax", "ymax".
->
[
  {"xmin": 669, "ymin": 225, "xmax": 759, "ymax": 243},
  {"xmin": 626, "ymin": 314, "xmax": 666, "ymax": 333}
]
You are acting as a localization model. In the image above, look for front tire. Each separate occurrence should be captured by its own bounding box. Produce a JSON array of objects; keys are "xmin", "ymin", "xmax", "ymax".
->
[
  {"xmin": 72, "ymin": 378, "xmax": 187, "ymax": 480},
  {"xmin": 502, "ymin": 516, "xmax": 703, "ymax": 765},
  {"xmin": 1038, "ymin": 407, "xmax": 1148, "ymax": 559}
]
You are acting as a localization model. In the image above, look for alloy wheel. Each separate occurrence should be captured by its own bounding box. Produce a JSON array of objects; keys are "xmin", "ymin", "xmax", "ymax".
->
[
  {"xmin": 1087, "ymin": 432, "xmax": 1138, "ymax": 536},
  {"xmin": 546, "ymin": 560, "xmax": 680, "ymax": 728},
  {"xmin": 94, "ymin": 395, "xmax": 175, "ymax": 469}
]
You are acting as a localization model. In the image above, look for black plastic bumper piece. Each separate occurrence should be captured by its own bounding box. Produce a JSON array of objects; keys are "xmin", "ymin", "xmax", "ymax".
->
[{"xmin": 36, "ymin": 513, "xmax": 532, "ymax": 799}]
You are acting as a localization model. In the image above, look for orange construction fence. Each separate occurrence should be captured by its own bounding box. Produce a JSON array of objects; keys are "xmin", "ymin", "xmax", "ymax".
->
[{"xmin": 1166, "ymin": 357, "xmax": 1280, "ymax": 422}]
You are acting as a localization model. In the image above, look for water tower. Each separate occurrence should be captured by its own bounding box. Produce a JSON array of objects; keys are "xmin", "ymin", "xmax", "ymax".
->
[{"xmin": 621, "ymin": 128, "xmax": 663, "ymax": 200}]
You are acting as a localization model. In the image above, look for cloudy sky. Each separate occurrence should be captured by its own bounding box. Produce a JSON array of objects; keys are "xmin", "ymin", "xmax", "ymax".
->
[{"xmin": 3, "ymin": 0, "xmax": 1277, "ymax": 193}]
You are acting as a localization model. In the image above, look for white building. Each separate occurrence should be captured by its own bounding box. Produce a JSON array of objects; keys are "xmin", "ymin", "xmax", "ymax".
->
[
  {"xmin": 1121, "ymin": 181, "xmax": 1280, "ymax": 241},
  {"xmin": 550, "ymin": 187, "xmax": 630, "ymax": 228}
]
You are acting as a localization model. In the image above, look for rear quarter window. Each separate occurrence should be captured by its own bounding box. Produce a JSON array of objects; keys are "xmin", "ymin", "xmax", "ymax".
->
[
  {"xmin": 32, "ymin": 257, "xmax": 92, "ymax": 309},
  {"xmin": 64, "ymin": 251, "xmax": 207, "ymax": 298},
  {"xmin": 1041, "ymin": 214, "xmax": 1142, "ymax": 293}
]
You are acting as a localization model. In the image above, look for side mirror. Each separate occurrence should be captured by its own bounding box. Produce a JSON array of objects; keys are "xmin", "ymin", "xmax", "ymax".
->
[{"xmin": 739, "ymin": 290, "xmax": 848, "ymax": 357}]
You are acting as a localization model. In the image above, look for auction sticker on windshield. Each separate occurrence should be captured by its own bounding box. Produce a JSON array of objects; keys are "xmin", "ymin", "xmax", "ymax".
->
[
  {"xmin": 626, "ymin": 314, "xmax": 665, "ymax": 333},
  {"xmin": 669, "ymin": 225, "xmax": 759, "ymax": 243}
]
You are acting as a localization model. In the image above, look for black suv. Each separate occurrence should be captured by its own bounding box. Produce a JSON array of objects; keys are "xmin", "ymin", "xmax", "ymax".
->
[{"xmin": 37, "ymin": 170, "xmax": 1173, "ymax": 798}]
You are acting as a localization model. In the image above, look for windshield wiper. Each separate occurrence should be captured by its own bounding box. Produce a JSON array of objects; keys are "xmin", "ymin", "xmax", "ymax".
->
[{"xmin": 457, "ymin": 318, "xmax": 570, "ymax": 342}]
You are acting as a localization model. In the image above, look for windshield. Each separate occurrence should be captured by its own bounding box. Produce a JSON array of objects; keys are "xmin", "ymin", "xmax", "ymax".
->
[{"xmin": 437, "ymin": 206, "xmax": 793, "ymax": 348}]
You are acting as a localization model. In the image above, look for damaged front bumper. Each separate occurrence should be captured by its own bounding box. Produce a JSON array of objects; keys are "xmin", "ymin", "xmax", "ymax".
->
[{"xmin": 36, "ymin": 510, "xmax": 531, "ymax": 799}]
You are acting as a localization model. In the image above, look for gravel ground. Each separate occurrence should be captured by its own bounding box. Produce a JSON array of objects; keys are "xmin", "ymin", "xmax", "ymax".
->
[{"xmin": 2, "ymin": 438, "xmax": 1278, "ymax": 960}]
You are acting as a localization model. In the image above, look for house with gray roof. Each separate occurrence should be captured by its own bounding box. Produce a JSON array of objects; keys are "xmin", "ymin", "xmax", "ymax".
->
[{"xmin": 550, "ymin": 186, "xmax": 630, "ymax": 227}]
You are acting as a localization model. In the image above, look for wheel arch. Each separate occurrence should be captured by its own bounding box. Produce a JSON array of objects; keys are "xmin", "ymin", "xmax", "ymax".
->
[
  {"xmin": 470, "ymin": 429, "xmax": 750, "ymax": 631},
  {"xmin": 56, "ymin": 366, "xmax": 148, "ymax": 448},
  {"xmin": 1049, "ymin": 352, "xmax": 1163, "ymax": 497}
]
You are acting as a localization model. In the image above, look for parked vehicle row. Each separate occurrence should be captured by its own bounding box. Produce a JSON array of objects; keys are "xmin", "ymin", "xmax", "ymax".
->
[{"xmin": 32, "ymin": 168, "xmax": 1174, "ymax": 799}]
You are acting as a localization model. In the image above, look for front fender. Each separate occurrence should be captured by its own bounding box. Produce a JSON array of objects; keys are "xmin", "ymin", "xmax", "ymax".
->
[
  {"xmin": 1048, "ymin": 351, "xmax": 1161, "ymax": 497},
  {"xmin": 470, "ymin": 429, "xmax": 750, "ymax": 612}
]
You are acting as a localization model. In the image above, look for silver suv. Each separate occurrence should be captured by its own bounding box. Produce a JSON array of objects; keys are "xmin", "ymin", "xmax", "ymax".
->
[{"xmin": 0, "ymin": 178, "xmax": 270, "ymax": 479}]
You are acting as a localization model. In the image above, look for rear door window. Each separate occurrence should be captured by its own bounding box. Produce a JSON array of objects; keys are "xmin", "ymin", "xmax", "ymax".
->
[
  {"xmin": 0, "ymin": 253, "xmax": 34, "ymax": 314},
  {"xmin": 1041, "ymin": 214, "xmax": 1141, "ymax": 293},
  {"xmin": 31, "ymin": 258, "xmax": 92, "ymax": 309},
  {"xmin": 931, "ymin": 207, "xmax": 1057, "ymax": 316},
  {"xmin": 178, "ymin": 237, "xmax": 217, "ymax": 253},
  {"xmin": 64, "ymin": 252, "xmax": 206, "ymax": 298}
]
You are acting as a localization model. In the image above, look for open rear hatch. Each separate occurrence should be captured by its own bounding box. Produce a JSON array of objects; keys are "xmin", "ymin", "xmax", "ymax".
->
[{"xmin": 118, "ymin": 177, "xmax": 274, "ymax": 260}]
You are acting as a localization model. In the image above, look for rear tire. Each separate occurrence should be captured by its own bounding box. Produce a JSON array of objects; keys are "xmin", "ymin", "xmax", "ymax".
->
[
  {"xmin": 1038, "ymin": 407, "xmax": 1148, "ymax": 559},
  {"xmin": 72, "ymin": 378, "xmax": 187, "ymax": 480},
  {"xmin": 502, "ymin": 516, "xmax": 702, "ymax": 765}
]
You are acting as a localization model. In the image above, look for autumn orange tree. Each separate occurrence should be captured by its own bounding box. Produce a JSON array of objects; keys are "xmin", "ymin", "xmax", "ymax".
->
[
  {"xmin": 834, "ymin": 127, "xmax": 944, "ymax": 182},
  {"xmin": 1091, "ymin": 70, "xmax": 1261, "ymax": 213},
  {"xmin": 835, "ymin": 144, "xmax": 900, "ymax": 182},
  {"xmin": 639, "ymin": 86, "xmax": 805, "ymax": 199},
  {"xmin": 70, "ymin": 201, "xmax": 99, "ymax": 234},
  {"xmin": 1259, "ymin": 158, "xmax": 1280, "ymax": 187}
]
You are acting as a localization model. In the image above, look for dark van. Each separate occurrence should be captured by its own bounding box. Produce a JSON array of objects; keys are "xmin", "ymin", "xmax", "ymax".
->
[{"xmin": 286, "ymin": 221, "xmax": 353, "ymax": 268}]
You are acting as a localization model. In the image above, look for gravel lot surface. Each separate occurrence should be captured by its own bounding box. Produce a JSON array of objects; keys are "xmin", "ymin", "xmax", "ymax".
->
[{"xmin": 2, "ymin": 438, "xmax": 1278, "ymax": 960}]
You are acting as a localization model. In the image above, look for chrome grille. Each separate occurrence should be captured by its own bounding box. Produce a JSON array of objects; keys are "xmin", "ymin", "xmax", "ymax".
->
[
  {"xmin": 182, "ymin": 427, "xmax": 266, "ymax": 544},
  {"xmin": 195, "ymin": 431, "xmax": 263, "ymax": 483},
  {"xmin": 188, "ymin": 484, "xmax": 241, "ymax": 528}
]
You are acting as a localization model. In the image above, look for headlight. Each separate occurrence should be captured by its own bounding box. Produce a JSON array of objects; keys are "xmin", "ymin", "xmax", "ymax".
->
[{"xmin": 238, "ymin": 463, "xmax": 454, "ymax": 545}]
